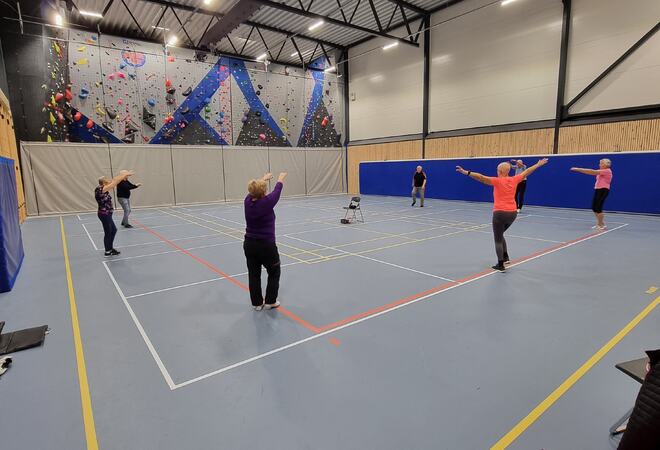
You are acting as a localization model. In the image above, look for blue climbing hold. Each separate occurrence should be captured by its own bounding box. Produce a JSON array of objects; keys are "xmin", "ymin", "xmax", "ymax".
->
[
  {"xmin": 119, "ymin": 61, "xmax": 127, "ymax": 70},
  {"xmin": 78, "ymin": 87, "xmax": 90, "ymax": 99},
  {"xmin": 148, "ymin": 98, "xmax": 156, "ymax": 107}
]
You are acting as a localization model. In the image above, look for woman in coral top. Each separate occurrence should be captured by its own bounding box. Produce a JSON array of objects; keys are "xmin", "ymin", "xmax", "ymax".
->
[
  {"xmin": 456, "ymin": 158, "xmax": 548, "ymax": 271},
  {"xmin": 570, "ymin": 158, "xmax": 613, "ymax": 231}
]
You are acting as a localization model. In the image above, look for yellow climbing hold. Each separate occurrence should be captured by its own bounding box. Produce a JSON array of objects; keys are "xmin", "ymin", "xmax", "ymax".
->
[
  {"xmin": 47, "ymin": 135, "xmax": 53, "ymax": 143},
  {"xmin": 49, "ymin": 112, "xmax": 56, "ymax": 125},
  {"xmin": 77, "ymin": 45, "xmax": 87, "ymax": 52},
  {"xmin": 54, "ymin": 42, "xmax": 61, "ymax": 55},
  {"xmin": 95, "ymin": 104, "xmax": 106, "ymax": 116},
  {"xmin": 279, "ymin": 117, "xmax": 287, "ymax": 124},
  {"xmin": 76, "ymin": 58, "xmax": 89, "ymax": 65}
]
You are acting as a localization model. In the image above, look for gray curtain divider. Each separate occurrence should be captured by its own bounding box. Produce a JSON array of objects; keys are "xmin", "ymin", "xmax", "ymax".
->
[{"xmin": 19, "ymin": 142, "xmax": 347, "ymax": 215}]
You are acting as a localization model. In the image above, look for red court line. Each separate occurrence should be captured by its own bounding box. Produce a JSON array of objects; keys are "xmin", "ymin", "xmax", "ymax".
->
[
  {"xmin": 133, "ymin": 219, "xmax": 322, "ymax": 334},
  {"xmin": 316, "ymin": 229, "xmax": 604, "ymax": 334}
]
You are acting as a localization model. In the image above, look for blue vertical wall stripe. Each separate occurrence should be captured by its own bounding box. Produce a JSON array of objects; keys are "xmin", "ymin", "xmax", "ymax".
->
[
  {"xmin": 359, "ymin": 152, "xmax": 660, "ymax": 214},
  {"xmin": 151, "ymin": 57, "xmax": 231, "ymax": 144},
  {"xmin": 0, "ymin": 156, "xmax": 24, "ymax": 292}
]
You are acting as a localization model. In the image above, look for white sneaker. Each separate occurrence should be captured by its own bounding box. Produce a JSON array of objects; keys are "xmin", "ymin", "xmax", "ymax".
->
[
  {"xmin": 264, "ymin": 301, "xmax": 280, "ymax": 310},
  {"xmin": 598, "ymin": 225, "xmax": 607, "ymax": 230},
  {"xmin": 517, "ymin": 209, "xmax": 521, "ymax": 213},
  {"xmin": 591, "ymin": 225, "xmax": 599, "ymax": 229},
  {"xmin": 253, "ymin": 304, "xmax": 264, "ymax": 311}
]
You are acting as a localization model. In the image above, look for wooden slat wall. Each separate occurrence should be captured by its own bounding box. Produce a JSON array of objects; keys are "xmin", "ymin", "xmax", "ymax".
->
[
  {"xmin": 558, "ymin": 119, "xmax": 660, "ymax": 153},
  {"xmin": 348, "ymin": 140, "xmax": 423, "ymax": 193},
  {"xmin": 0, "ymin": 89, "xmax": 26, "ymax": 222},
  {"xmin": 425, "ymin": 128, "xmax": 554, "ymax": 159}
]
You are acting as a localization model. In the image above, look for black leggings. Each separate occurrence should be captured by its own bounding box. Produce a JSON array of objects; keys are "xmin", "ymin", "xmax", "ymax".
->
[
  {"xmin": 515, "ymin": 180, "xmax": 527, "ymax": 210},
  {"xmin": 98, "ymin": 213, "xmax": 117, "ymax": 252},
  {"xmin": 492, "ymin": 211, "xmax": 518, "ymax": 262},
  {"xmin": 591, "ymin": 188, "xmax": 609, "ymax": 213},
  {"xmin": 243, "ymin": 238, "xmax": 281, "ymax": 306}
]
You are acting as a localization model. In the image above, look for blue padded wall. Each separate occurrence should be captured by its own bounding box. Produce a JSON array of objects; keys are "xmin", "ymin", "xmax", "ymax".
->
[
  {"xmin": 359, "ymin": 151, "xmax": 660, "ymax": 214},
  {"xmin": 0, "ymin": 156, "xmax": 24, "ymax": 292}
]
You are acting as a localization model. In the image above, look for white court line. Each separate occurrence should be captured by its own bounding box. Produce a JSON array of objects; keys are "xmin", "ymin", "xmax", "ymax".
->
[
  {"xmin": 112, "ymin": 232, "xmax": 221, "ymax": 250},
  {"xmin": 470, "ymin": 229, "xmax": 564, "ymax": 244},
  {"xmin": 285, "ymin": 234, "xmax": 456, "ymax": 282},
  {"xmin": 81, "ymin": 223, "xmax": 99, "ymax": 251},
  {"xmin": 87, "ymin": 222, "xmax": 192, "ymax": 235},
  {"xmin": 102, "ymin": 262, "xmax": 177, "ymax": 390},
  {"xmin": 171, "ymin": 223, "xmax": 629, "ymax": 390},
  {"xmin": 125, "ymin": 260, "xmax": 306, "ymax": 299},
  {"xmin": 107, "ymin": 240, "xmax": 241, "ymax": 262},
  {"xmin": 523, "ymin": 213, "xmax": 627, "ymax": 225}
]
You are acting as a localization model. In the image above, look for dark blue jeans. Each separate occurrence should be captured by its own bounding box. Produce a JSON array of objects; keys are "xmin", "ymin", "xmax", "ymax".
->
[{"xmin": 98, "ymin": 213, "xmax": 117, "ymax": 252}]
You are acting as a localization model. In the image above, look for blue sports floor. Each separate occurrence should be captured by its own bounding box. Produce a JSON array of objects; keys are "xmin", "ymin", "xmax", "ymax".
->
[{"xmin": 1, "ymin": 194, "xmax": 659, "ymax": 450}]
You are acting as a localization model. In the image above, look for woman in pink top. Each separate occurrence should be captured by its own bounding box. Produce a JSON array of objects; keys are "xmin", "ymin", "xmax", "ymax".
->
[
  {"xmin": 570, "ymin": 158, "xmax": 613, "ymax": 230},
  {"xmin": 456, "ymin": 158, "xmax": 548, "ymax": 271}
]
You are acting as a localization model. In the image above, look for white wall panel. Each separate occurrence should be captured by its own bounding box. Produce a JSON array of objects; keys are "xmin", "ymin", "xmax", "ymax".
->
[
  {"xmin": 428, "ymin": 0, "xmax": 562, "ymax": 131},
  {"xmin": 348, "ymin": 22, "xmax": 424, "ymax": 141},
  {"xmin": 567, "ymin": 0, "xmax": 660, "ymax": 113}
]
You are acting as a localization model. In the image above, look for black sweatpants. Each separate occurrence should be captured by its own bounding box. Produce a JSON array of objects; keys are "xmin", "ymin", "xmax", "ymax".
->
[
  {"xmin": 515, "ymin": 180, "xmax": 527, "ymax": 210},
  {"xmin": 98, "ymin": 212, "xmax": 117, "ymax": 252},
  {"xmin": 492, "ymin": 211, "xmax": 518, "ymax": 263},
  {"xmin": 591, "ymin": 188, "xmax": 609, "ymax": 213},
  {"xmin": 243, "ymin": 237, "xmax": 281, "ymax": 307}
]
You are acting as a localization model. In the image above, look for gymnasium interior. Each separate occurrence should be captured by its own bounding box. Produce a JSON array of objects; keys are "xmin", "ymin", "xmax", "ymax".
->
[{"xmin": 0, "ymin": 0, "xmax": 659, "ymax": 449}]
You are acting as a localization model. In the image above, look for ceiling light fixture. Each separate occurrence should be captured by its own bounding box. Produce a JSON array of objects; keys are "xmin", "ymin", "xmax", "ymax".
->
[
  {"xmin": 256, "ymin": 53, "xmax": 268, "ymax": 61},
  {"xmin": 54, "ymin": 13, "xmax": 63, "ymax": 26},
  {"xmin": 152, "ymin": 25, "xmax": 170, "ymax": 31},
  {"xmin": 324, "ymin": 66, "xmax": 336, "ymax": 73},
  {"xmin": 79, "ymin": 10, "xmax": 103, "ymax": 18},
  {"xmin": 308, "ymin": 20, "xmax": 324, "ymax": 31},
  {"xmin": 500, "ymin": 0, "xmax": 517, "ymax": 6},
  {"xmin": 203, "ymin": 0, "xmax": 213, "ymax": 5},
  {"xmin": 167, "ymin": 35, "xmax": 178, "ymax": 46},
  {"xmin": 382, "ymin": 41, "xmax": 399, "ymax": 50}
]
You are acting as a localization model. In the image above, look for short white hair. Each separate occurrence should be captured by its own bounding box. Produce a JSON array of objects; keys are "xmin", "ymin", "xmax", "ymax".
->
[
  {"xmin": 600, "ymin": 158, "xmax": 612, "ymax": 168},
  {"xmin": 497, "ymin": 162, "xmax": 511, "ymax": 174},
  {"xmin": 416, "ymin": 165, "xmax": 422, "ymax": 170}
]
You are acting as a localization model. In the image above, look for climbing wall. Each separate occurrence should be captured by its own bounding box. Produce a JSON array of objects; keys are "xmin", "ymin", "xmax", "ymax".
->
[{"xmin": 34, "ymin": 31, "xmax": 343, "ymax": 147}]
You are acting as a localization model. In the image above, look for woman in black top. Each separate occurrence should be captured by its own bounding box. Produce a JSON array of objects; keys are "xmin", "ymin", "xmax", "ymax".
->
[
  {"xmin": 116, "ymin": 170, "xmax": 141, "ymax": 228},
  {"xmin": 411, "ymin": 165, "xmax": 427, "ymax": 207},
  {"xmin": 95, "ymin": 171, "xmax": 133, "ymax": 256}
]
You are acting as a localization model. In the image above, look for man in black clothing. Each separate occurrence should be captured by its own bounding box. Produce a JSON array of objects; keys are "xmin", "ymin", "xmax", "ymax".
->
[
  {"xmin": 411, "ymin": 165, "xmax": 427, "ymax": 207},
  {"xmin": 116, "ymin": 170, "xmax": 141, "ymax": 228}
]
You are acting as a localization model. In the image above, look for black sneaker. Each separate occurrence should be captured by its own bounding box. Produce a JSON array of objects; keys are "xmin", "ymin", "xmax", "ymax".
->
[
  {"xmin": 411, "ymin": 201, "xmax": 416, "ymax": 206},
  {"xmin": 124, "ymin": 224, "xmax": 134, "ymax": 228},
  {"xmin": 492, "ymin": 263, "xmax": 506, "ymax": 271},
  {"xmin": 109, "ymin": 249, "xmax": 121, "ymax": 256},
  {"xmin": 420, "ymin": 205, "xmax": 424, "ymax": 207}
]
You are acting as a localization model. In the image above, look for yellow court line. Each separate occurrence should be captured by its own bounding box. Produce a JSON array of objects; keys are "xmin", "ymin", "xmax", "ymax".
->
[
  {"xmin": 164, "ymin": 208, "xmax": 330, "ymax": 262},
  {"xmin": 60, "ymin": 217, "xmax": 99, "ymax": 450},
  {"xmin": 158, "ymin": 208, "xmax": 315, "ymax": 264},
  {"xmin": 490, "ymin": 294, "xmax": 660, "ymax": 450},
  {"xmin": 647, "ymin": 286, "xmax": 658, "ymax": 294}
]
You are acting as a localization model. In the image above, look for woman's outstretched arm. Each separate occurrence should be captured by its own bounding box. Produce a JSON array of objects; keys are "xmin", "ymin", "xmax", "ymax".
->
[
  {"xmin": 519, "ymin": 158, "xmax": 549, "ymax": 178},
  {"xmin": 456, "ymin": 166, "xmax": 493, "ymax": 186},
  {"xmin": 570, "ymin": 167, "xmax": 599, "ymax": 176}
]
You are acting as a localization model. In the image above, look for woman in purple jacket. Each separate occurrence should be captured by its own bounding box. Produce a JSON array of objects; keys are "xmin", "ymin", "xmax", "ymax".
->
[{"xmin": 243, "ymin": 172, "xmax": 288, "ymax": 310}]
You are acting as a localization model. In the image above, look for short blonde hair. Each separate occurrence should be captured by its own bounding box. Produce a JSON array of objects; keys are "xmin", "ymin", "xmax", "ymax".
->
[
  {"xmin": 497, "ymin": 162, "xmax": 511, "ymax": 174},
  {"xmin": 98, "ymin": 176, "xmax": 110, "ymax": 186},
  {"xmin": 248, "ymin": 179, "xmax": 267, "ymax": 199},
  {"xmin": 600, "ymin": 158, "xmax": 612, "ymax": 168}
]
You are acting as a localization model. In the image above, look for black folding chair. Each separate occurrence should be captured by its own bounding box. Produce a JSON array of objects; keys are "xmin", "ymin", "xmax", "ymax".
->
[{"xmin": 341, "ymin": 196, "xmax": 364, "ymax": 224}]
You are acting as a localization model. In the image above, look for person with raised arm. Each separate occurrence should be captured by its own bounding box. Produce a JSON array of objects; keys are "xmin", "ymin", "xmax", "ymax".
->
[
  {"xmin": 456, "ymin": 158, "xmax": 548, "ymax": 271},
  {"xmin": 95, "ymin": 170, "xmax": 134, "ymax": 257},
  {"xmin": 570, "ymin": 159, "xmax": 613, "ymax": 230},
  {"xmin": 243, "ymin": 172, "xmax": 288, "ymax": 310}
]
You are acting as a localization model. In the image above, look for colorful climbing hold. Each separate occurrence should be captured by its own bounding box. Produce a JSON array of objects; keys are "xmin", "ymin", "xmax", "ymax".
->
[
  {"xmin": 321, "ymin": 116, "xmax": 329, "ymax": 127},
  {"xmin": 148, "ymin": 98, "xmax": 156, "ymax": 107},
  {"xmin": 259, "ymin": 133, "xmax": 266, "ymax": 141},
  {"xmin": 86, "ymin": 119, "xmax": 94, "ymax": 129},
  {"xmin": 65, "ymin": 89, "xmax": 73, "ymax": 101},
  {"xmin": 74, "ymin": 112, "xmax": 82, "ymax": 121},
  {"xmin": 165, "ymin": 79, "xmax": 172, "ymax": 87},
  {"xmin": 49, "ymin": 112, "xmax": 56, "ymax": 125},
  {"xmin": 55, "ymin": 92, "xmax": 64, "ymax": 102},
  {"xmin": 117, "ymin": 72, "xmax": 126, "ymax": 79},
  {"xmin": 78, "ymin": 88, "xmax": 90, "ymax": 99}
]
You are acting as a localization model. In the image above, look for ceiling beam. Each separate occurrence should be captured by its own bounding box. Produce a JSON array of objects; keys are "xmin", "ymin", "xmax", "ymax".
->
[
  {"xmin": 253, "ymin": 0, "xmax": 419, "ymax": 47},
  {"xmin": 132, "ymin": 0, "xmax": 346, "ymax": 49},
  {"xmin": 384, "ymin": 0, "xmax": 428, "ymax": 16},
  {"xmin": 348, "ymin": 0, "xmax": 465, "ymax": 48},
  {"xmin": 198, "ymin": 0, "xmax": 262, "ymax": 47}
]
